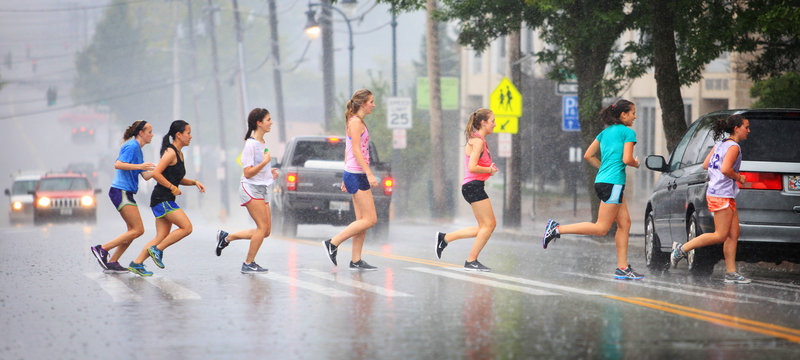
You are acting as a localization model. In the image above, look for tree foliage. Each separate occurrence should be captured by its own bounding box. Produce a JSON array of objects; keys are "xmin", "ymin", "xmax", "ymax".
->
[
  {"xmin": 735, "ymin": 0, "xmax": 800, "ymax": 80},
  {"xmin": 750, "ymin": 72, "xmax": 800, "ymax": 108}
]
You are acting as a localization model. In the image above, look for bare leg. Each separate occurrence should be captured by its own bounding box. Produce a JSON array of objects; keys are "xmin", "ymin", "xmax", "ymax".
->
[
  {"xmin": 465, "ymin": 198, "xmax": 496, "ymax": 262},
  {"xmin": 104, "ymin": 205, "xmax": 145, "ymax": 263},
  {"xmin": 682, "ymin": 207, "xmax": 733, "ymax": 252},
  {"xmin": 155, "ymin": 209, "xmax": 193, "ymax": 250},
  {"xmin": 559, "ymin": 202, "xmax": 622, "ymax": 236},
  {"xmin": 613, "ymin": 198, "xmax": 632, "ymax": 269},
  {"xmin": 331, "ymin": 190, "xmax": 377, "ymax": 251},
  {"xmin": 134, "ymin": 217, "xmax": 172, "ymax": 264},
  {"xmin": 722, "ymin": 208, "xmax": 740, "ymax": 273},
  {"xmin": 224, "ymin": 199, "xmax": 270, "ymax": 264}
]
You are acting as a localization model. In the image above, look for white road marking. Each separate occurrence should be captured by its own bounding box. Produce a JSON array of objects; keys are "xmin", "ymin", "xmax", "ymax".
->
[
  {"xmin": 565, "ymin": 272, "xmax": 754, "ymax": 304},
  {"xmin": 408, "ymin": 267, "xmax": 559, "ymax": 296},
  {"xmin": 254, "ymin": 272, "xmax": 354, "ymax": 298},
  {"xmin": 443, "ymin": 267, "xmax": 606, "ymax": 296},
  {"xmin": 84, "ymin": 273, "xmax": 141, "ymax": 302},
  {"xmin": 301, "ymin": 269, "xmax": 413, "ymax": 298},
  {"xmin": 752, "ymin": 279, "xmax": 800, "ymax": 291},
  {"xmin": 143, "ymin": 276, "xmax": 202, "ymax": 300}
]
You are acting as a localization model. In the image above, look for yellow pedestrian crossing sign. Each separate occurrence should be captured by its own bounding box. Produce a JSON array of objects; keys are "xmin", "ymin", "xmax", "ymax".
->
[
  {"xmin": 490, "ymin": 77, "xmax": 522, "ymax": 118},
  {"xmin": 493, "ymin": 116, "xmax": 518, "ymax": 134}
]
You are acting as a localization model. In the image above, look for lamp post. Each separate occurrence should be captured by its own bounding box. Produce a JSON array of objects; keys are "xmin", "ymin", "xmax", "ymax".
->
[{"xmin": 304, "ymin": 1, "xmax": 354, "ymax": 96}]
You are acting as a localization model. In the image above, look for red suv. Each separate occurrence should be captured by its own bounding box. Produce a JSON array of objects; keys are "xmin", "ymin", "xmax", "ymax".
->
[{"xmin": 32, "ymin": 173, "xmax": 100, "ymax": 225}]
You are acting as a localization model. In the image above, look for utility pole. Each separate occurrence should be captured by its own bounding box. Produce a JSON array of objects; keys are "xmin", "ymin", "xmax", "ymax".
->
[
  {"xmin": 504, "ymin": 31, "xmax": 522, "ymax": 227},
  {"xmin": 232, "ymin": 0, "xmax": 249, "ymax": 133},
  {"xmin": 172, "ymin": 1, "xmax": 181, "ymax": 121},
  {"xmin": 267, "ymin": 0, "xmax": 287, "ymax": 143},
  {"xmin": 206, "ymin": 0, "xmax": 229, "ymax": 217},
  {"xmin": 186, "ymin": 0, "xmax": 201, "ymax": 125},
  {"xmin": 321, "ymin": 0, "xmax": 335, "ymax": 132},
  {"xmin": 426, "ymin": 0, "xmax": 446, "ymax": 216}
]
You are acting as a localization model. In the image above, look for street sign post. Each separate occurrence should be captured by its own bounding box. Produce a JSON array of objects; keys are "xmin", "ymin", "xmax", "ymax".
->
[
  {"xmin": 386, "ymin": 97, "xmax": 412, "ymax": 129},
  {"xmin": 562, "ymin": 95, "xmax": 580, "ymax": 131},
  {"xmin": 556, "ymin": 81, "xmax": 578, "ymax": 95}
]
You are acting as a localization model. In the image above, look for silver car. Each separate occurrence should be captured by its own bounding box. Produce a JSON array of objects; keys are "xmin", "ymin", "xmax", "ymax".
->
[
  {"xmin": 644, "ymin": 109, "xmax": 800, "ymax": 275},
  {"xmin": 5, "ymin": 173, "xmax": 41, "ymax": 224}
]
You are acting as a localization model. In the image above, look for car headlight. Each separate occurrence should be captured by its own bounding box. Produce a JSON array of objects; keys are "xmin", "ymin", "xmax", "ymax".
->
[
  {"xmin": 37, "ymin": 197, "xmax": 50, "ymax": 207},
  {"xmin": 12, "ymin": 201, "xmax": 22, "ymax": 210},
  {"xmin": 80, "ymin": 195, "xmax": 94, "ymax": 207}
]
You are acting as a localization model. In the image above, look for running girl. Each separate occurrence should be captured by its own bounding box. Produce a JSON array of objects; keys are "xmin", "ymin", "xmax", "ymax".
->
[
  {"xmin": 434, "ymin": 108, "xmax": 498, "ymax": 271},
  {"xmin": 128, "ymin": 120, "xmax": 205, "ymax": 276},
  {"xmin": 542, "ymin": 99, "xmax": 644, "ymax": 280},
  {"xmin": 670, "ymin": 115, "xmax": 751, "ymax": 284},
  {"xmin": 323, "ymin": 89, "xmax": 378, "ymax": 270},
  {"xmin": 91, "ymin": 120, "xmax": 155, "ymax": 273},
  {"xmin": 215, "ymin": 108, "xmax": 279, "ymax": 273}
]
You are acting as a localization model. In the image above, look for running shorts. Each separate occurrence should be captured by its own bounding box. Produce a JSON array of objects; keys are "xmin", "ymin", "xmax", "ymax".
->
[
  {"xmin": 343, "ymin": 171, "xmax": 370, "ymax": 194},
  {"xmin": 595, "ymin": 183, "xmax": 624, "ymax": 204},
  {"xmin": 151, "ymin": 200, "xmax": 180, "ymax": 218},
  {"xmin": 239, "ymin": 182, "xmax": 272, "ymax": 205},
  {"xmin": 461, "ymin": 180, "xmax": 489, "ymax": 204},
  {"xmin": 109, "ymin": 187, "xmax": 137, "ymax": 211},
  {"xmin": 706, "ymin": 195, "xmax": 736, "ymax": 213}
]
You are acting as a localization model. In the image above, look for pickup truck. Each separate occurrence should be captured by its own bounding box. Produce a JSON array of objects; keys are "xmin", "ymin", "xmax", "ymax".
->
[{"xmin": 273, "ymin": 136, "xmax": 394, "ymax": 238}]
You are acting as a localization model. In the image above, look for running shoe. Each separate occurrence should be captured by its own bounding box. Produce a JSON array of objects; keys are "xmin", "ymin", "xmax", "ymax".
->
[
  {"xmin": 614, "ymin": 265, "xmax": 644, "ymax": 280},
  {"xmin": 670, "ymin": 243, "xmax": 687, "ymax": 268},
  {"xmin": 464, "ymin": 260, "xmax": 491, "ymax": 272},
  {"xmin": 349, "ymin": 260, "xmax": 378, "ymax": 271},
  {"xmin": 128, "ymin": 262, "xmax": 153, "ymax": 277},
  {"xmin": 323, "ymin": 239, "xmax": 338, "ymax": 266},
  {"xmin": 148, "ymin": 245, "xmax": 164, "ymax": 269},
  {"xmin": 542, "ymin": 219, "xmax": 560, "ymax": 249},
  {"xmin": 241, "ymin": 262, "xmax": 268, "ymax": 273},
  {"xmin": 216, "ymin": 230, "xmax": 229, "ymax": 256},
  {"xmin": 435, "ymin": 232, "xmax": 448, "ymax": 259},
  {"xmin": 104, "ymin": 261, "xmax": 129, "ymax": 273},
  {"xmin": 91, "ymin": 245, "xmax": 109, "ymax": 270},
  {"xmin": 724, "ymin": 272, "xmax": 751, "ymax": 284}
]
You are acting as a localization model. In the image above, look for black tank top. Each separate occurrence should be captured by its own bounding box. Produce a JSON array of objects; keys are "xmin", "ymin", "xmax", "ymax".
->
[{"xmin": 150, "ymin": 144, "xmax": 186, "ymax": 207}]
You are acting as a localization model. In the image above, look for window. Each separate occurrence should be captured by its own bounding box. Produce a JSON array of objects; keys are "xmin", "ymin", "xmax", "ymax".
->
[
  {"xmin": 669, "ymin": 121, "xmax": 699, "ymax": 171},
  {"xmin": 12, "ymin": 180, "xmax": 38, "ymax": 195},
  {"xmin": 741, "ymin": 116, "xmax": 800, "ymax": 162},
  {"xmin": 680, "ymin": 117, "xmax": 715, "ymax": 167},
  {"xmin": 292, "ymin": 140, "xmax": 380, "ymax": 166},
  {"xmin": 39, "ymin": 178, "xmax": 90, "ymax": 191}
]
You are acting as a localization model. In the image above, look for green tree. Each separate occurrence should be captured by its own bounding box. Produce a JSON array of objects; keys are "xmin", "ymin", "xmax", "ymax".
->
[
  {"xmin": 735, "ymin": 0, "xmax": 800, "ymax": 80},
  {"xmin": 750, "ymin": 72, "xmax": 800, "ymax": 108}
]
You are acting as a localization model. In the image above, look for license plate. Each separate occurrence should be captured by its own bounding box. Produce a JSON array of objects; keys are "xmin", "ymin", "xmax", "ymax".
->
[
  {"xmin": 787, "ymin": 175, "xmax": 800, "ymax": 192},
  {"xmin": 60, "ymin": 208, "xmax": 73, "ymax": 216},
  {"xmin": 329, "ymin": 201, "xmax": 350, "ymax": 211}
]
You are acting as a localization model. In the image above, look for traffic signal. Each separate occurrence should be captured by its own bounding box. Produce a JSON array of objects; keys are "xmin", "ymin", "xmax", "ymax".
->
[{"xmin": 46, "ymin": 86, "xmax": 57, "ymax": 106}]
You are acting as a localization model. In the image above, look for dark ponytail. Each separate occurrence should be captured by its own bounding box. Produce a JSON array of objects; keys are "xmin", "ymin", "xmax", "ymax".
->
[
  {"xmin": 244, "ymin": 108, "xmax": 270, "ymax": 140},
  {"xmin": 464, "ymin": 108, "xmax": 493, "ymax": 143},
  {"xmin": 597, "ymin": 99, "xmax": 635, "ymax": 126},
  {"xmin": 123, "ymin": 120, "xmax": 147, "ymax": 141},
  {"xmin": 161, "ymin": 120, "xmax": 189, "ymax": 155},
  {"xmin": 712, "ymin": 114, "xmax": 745, "ymax": 141}
]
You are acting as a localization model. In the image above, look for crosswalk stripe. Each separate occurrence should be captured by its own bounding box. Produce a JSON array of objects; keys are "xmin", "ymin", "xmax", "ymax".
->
[
  {"xmin": 622, "ymin": 274, "xmax": 800, "ymax": 306},
  {"xmin": 443, "ymin": 267, "xmax": 606, "ymax": 296},
  {"xmin": 255, "ymin": 272, "xmax": 355, "ymax": 298},
  {"xmin": 408, "ymin": 267, "xmax": 559, "ymax": 296},
  {"xmin": 84, "ymin": 273, "xmax": 141, "ymax": 302},
  {"xmin": 143, "ymin": 276, "xmax": 202, "ymax": 300},
  {"xmin": 301, "ymin": 269, "xmax": 413, "ymax": 298}
]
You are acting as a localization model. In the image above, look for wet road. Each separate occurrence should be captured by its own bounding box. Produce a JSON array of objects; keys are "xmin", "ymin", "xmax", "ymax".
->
[{"xmin": 2, "ymin": 212, "xmax": 800, "ymax": 359}]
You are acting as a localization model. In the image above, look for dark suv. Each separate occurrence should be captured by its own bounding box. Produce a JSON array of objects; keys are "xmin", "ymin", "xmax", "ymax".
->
[
  {"xmin": 273, "ymin": 136, "xmax": 394, "ymax": 238},
  {"xmin": 644, "ymin": 109, "xmax": 800, "ymax": 274}
]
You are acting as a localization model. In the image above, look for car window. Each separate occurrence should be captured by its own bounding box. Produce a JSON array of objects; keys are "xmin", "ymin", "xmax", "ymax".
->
[
  {"xmin": 38, "ymin": 178, "xmax": 91, "ymax": 191},
  {"xmin": 668, "ymin": 120, "xmax": 699, "ymax": 171},
  {"xmin": 12, "ymin": 180, "xmax": 38, "ymax": 195},
  {"xmin": 740, "ymin": 116, "xmax": 800, "ymax": 162},
  {"xmin": 291, "ymin": 140, "xmax": 380, "ymax": 167},
  {"xmin": 680, "ymin": 117, "xmax": 715, "ymax": 167},
  {"xmin": 695, "ymin": 129, "xmax": 717, "ymax": 164}
]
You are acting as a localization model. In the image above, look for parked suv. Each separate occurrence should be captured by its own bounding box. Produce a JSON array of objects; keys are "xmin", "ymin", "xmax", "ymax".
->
[
  {"xmin": 273, "ymin": 136, "xmax": 394, "ymax": 238},
  {"xmin": 5, "ymin": 173, "xmax": 41, "ymax": 224},
  {"xmin": 644, "ymin": 109, "xmax": 800, "ymax": 274},
  {"xmin": 32, "ymin": 173, "xmax": 100, "ymax": 225}
]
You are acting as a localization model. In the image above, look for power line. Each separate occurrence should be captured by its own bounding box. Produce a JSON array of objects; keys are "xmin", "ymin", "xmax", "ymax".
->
[{"xmin": 0, "ymin": 0, "xmax": 150, "ymax": 13}]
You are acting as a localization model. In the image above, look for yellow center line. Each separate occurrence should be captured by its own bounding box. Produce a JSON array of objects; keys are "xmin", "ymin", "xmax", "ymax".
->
[{"xmin": 277, "ymin": 236, "xmax": 800, "ymax": 343}]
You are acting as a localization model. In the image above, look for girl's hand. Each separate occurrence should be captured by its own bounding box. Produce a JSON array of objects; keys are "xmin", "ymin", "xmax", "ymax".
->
[
  {"xmin": 340, "ymin": 182, "xmax": 347, "ymax": 192},
  {"xmin": 633, "ymin": 156, "xmax": 640, "ymax": 168},
  {"xmin": 737, "ymin": 174, "xmax": 746, "ymax": 184},
  {"xmin": 490, "ymin": 163, "xmax": 498, "ymax": 176},
  {"xmin": 271, "ymin": 168, "xmax": 279, "ymax": 180},
  {"xmin": 262, "ymin": 150, "xmax": 272, "ymax": 164},
  {"xmin": 195, "ymin": 181, "xmax": 206, "ymax": 193},
  {"xmin": 140, "ymin": 162, "xmax": 156, "ymax": 171},
  {"xmin": 367, "ymin": 174, "xmax": 378, "ymax": 188}
]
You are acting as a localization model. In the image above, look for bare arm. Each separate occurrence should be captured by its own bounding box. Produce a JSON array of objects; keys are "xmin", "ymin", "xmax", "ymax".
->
[
  {"xmin": 583, "ymin": 140, "xmax": 602, "ymax": 168},
  {"xmin": 152, "ymin": 148, "xmax": 179, "ymax": 195},
  {"xmin": 622, "ymin": 142, "xmax": 640, "ymax": 168},
  {"xmin": 701, "ymin": 147, "xmax": 713, "ymax": 170},
  {"xmin": 347, "ymin": 118, "xmax": 377, "ymax": 186},
  {"xmin": 720, "ymin": 145, "xmax": 746, "ymax": 184},
  {"xmin": 115, "ymin": 160, "xmax": 155, "ymax": 171},
  {"xmin": 243, "ymin": 150, "xmax": 271, "ymax": 179}
]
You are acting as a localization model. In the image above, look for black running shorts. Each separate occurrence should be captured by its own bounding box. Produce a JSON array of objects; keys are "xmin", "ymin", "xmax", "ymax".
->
[
  {"xmin": 594, "ymin": 183, "xmax": 625, "ymax": 204},
  {"xmin": 461, "ymin": 180, "xmax": 489, "ymax": 204}
]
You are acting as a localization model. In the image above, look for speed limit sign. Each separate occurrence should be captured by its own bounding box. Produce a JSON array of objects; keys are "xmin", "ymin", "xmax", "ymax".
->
[{"xmin": 386, "ymin": 97, "xmax": 412, "ymax": 129}]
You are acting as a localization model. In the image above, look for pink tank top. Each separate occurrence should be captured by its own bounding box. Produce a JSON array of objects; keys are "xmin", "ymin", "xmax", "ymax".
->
[
  {"xmin": 463, "ymin": 132, "xmax": 493, "ymax": 185},
  {"xmin": 345, "ymin": 117, "xmax": 370, "ymax": 173}
]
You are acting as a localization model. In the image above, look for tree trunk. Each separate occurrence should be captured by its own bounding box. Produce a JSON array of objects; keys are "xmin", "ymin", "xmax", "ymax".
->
[
  {"xmin": 321, "ymin": 0, "xmax": 335, "ymax": 132},
  {"xmin": 505, "ymin": 31, "xmax": 522, "ymax": 227},
  {"xmin": 426, "ymin": 0, "xmax": 446, "ymax": 216},
  {"xmin": 652, "ymin": 0, "xmax": 687, "ymax": 153}
]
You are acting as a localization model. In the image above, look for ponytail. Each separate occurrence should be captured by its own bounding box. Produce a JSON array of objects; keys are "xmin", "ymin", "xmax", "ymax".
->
[
  {"xmin": 597, "ymin": 99, "xmax": 634, "ymax": 126},
  {"xmin": 712, "ymin": 114, "xmax": 745, "ymax": 141},
  {"xmin": 123, "ymin": 120, "xmax": 147, "ymax": 141},
  {"xmin": 161, "ymin": 120, "xmax": 189, "ymax": 155},
  {"xmin": 345, "ymin": 89, "xmax": 373, "ymax": 123},
  {"xmin": 464, "ymin": 108, "xmax": 493, "ymax": 143},
  {"xmin": 245, "ymin": 108, "xmax": 270, "ymax": 140}
]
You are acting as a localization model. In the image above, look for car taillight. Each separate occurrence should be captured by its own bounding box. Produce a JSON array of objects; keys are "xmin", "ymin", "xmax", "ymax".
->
[
  {"xmin": 287, "ymin": 172, "xmax": 297, "ymax": 191},
  {"xmin": 382, "ymin": 176, "xmax": 394, "ymax": 196},
  {"xmin": 327, "ymin": 137, "xmax": 341, "ymax": 144},
  {"xmin": 740, "ymin": 171, "xmax": 782, "ymax": 190}
]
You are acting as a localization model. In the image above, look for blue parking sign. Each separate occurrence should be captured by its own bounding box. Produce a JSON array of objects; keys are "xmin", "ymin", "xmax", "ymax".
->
[{"xmin": 562, "ymin": 95, "xmax": 580, "ymax": 131}]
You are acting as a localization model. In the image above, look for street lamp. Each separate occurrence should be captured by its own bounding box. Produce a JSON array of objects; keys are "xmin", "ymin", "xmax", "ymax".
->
[{"xmin": 304, "ymin": 2, "xmax": 354, "ymax": 96}]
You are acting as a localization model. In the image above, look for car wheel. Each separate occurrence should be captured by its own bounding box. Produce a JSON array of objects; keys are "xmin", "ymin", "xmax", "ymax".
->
[
  {"xmin": 686, "ymin": 213, "xmax": 716, "ymax": 276},
  {"xmin": 280, "ymin": 210, "xmax": 297, "ymax": 238},
  {"xmin": 644, "ymin": 212, "xmax": 669, "ymax": 271}
]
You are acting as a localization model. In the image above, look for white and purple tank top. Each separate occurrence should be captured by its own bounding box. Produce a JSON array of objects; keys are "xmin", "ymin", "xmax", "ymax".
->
[
  {"xmin": 707, "ymin": 139, "xmax": 741, "ymax": 199},
  {"xmin": 345, "ymin": 117, "xmax": 370, "ymax": 174}
]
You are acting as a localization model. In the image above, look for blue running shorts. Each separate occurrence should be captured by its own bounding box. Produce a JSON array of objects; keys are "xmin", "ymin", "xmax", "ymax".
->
[
  {"xmin": 151, "ymin": 200, "xmax": 180, "ymax": 218},
  {"xmin": 109, "ymin": 187, "xmax": 137, "ymax": 211},
  {"xmin": 342, "ymin": 171, "xmax": 370, "ymax": 194}
]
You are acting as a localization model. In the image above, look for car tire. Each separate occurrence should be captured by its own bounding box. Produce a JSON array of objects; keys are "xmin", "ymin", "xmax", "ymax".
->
[
  {"xmin": 280, "ymin": 210, "xmax": 297, "ymax": 238},
  {"xmin": 686, "ymin": 213, "xmax": 716, "ymax": 276},
  {"xmin": 644, "ymin": 212, "xmax": 669, "ymax": 271}
]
